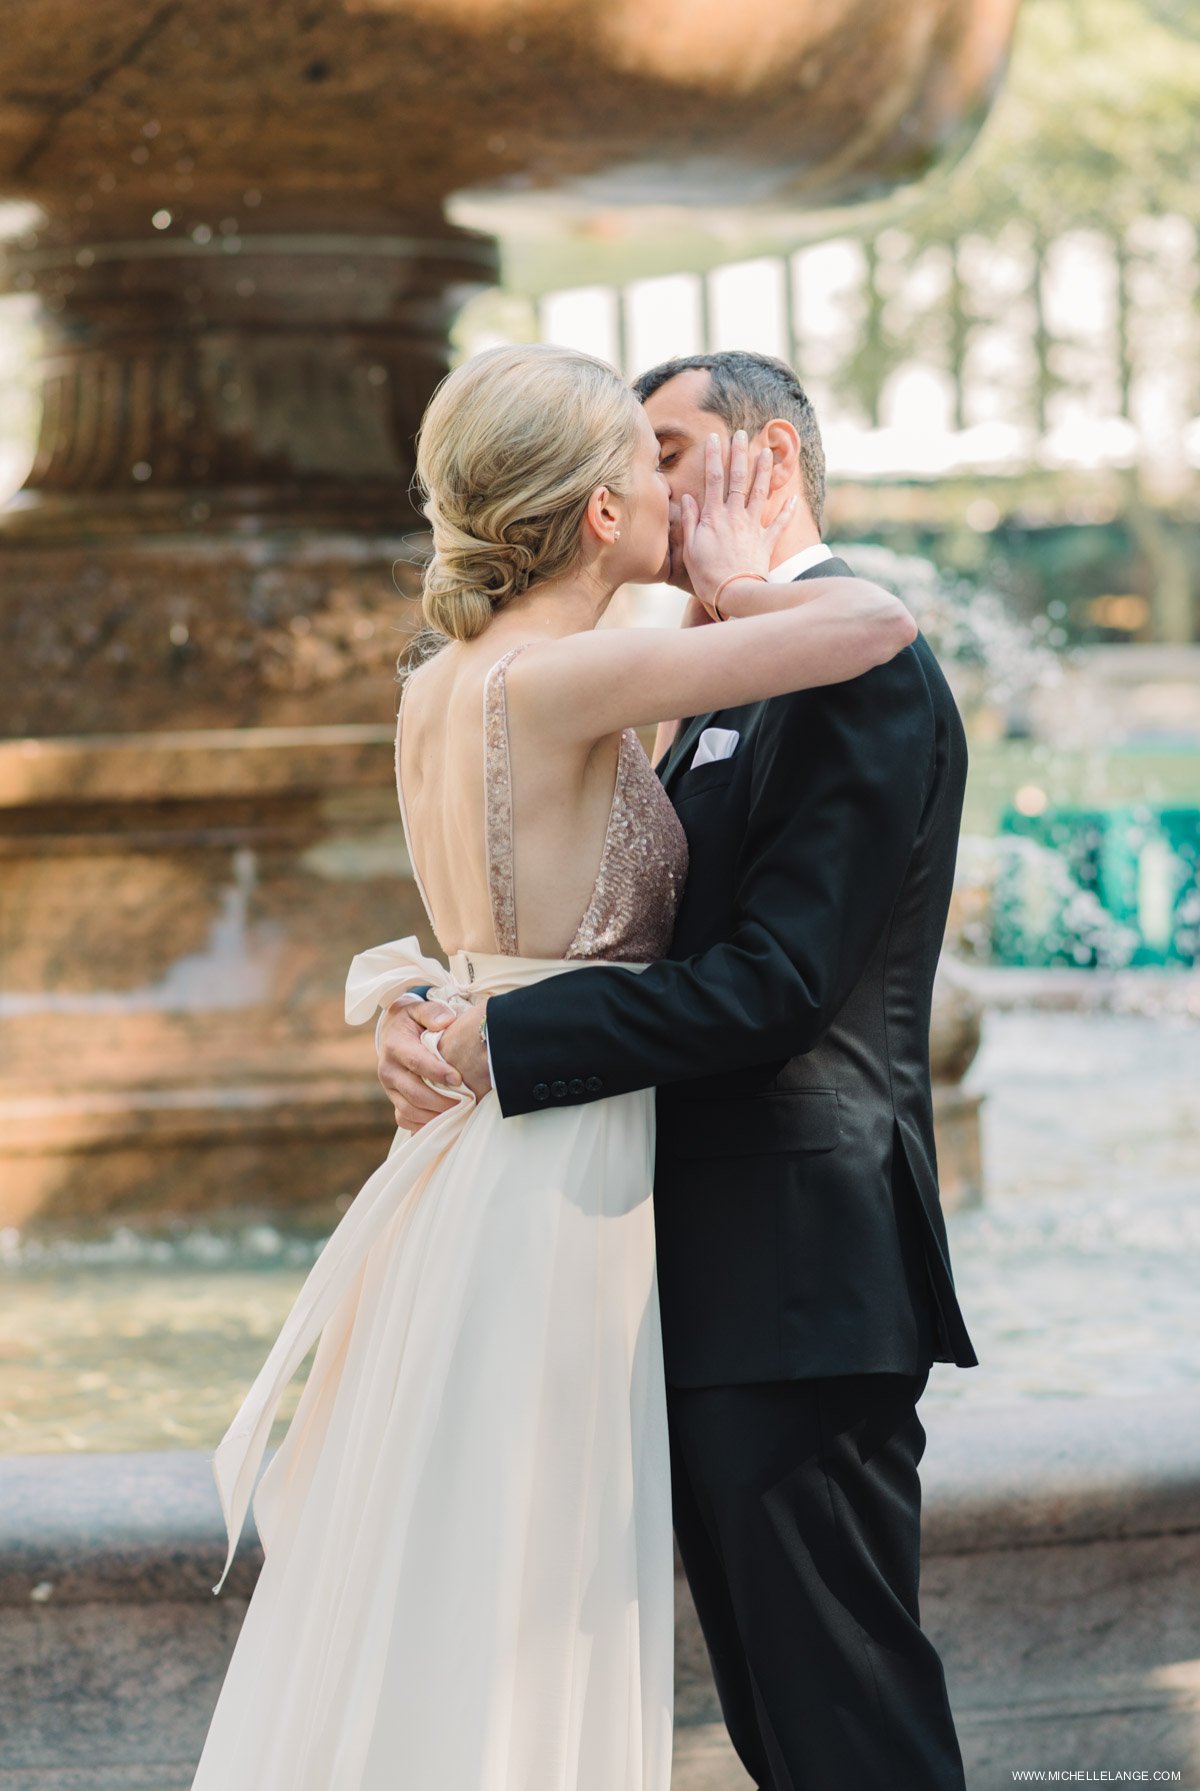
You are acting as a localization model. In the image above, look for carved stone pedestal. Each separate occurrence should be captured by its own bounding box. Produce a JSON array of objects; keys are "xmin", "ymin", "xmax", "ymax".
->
[
  {"xmin": 0, "ymin": 209, "xmax": 494, "ymax": 1227},
  {"xmin": 0, "ymin": 723, "xmax": 428, "ymax": 1230},
  {"xmin": 0, "ymin": 209, "xmax": 497, "ymax": 734}
]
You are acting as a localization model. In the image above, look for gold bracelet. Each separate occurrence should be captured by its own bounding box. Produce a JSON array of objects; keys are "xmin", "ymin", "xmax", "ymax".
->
[{"xmin": 708, "ymin": 571, "xmax": 768, "ymax": 621}]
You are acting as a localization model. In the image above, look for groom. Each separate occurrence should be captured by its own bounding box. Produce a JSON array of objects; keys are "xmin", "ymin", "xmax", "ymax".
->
[{"xmin": 380, "ymin": 350, "xmax": 977, "ymax": 1791}]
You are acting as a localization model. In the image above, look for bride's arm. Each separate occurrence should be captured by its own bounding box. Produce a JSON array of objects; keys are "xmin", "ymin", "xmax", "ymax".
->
[
  {"xmin": 510, "ymin": 578, "xmax": 915, "ymax": 744},
  {"xmin": 510, "ymin": 434, "xmax": 915, "ymax": 742}
]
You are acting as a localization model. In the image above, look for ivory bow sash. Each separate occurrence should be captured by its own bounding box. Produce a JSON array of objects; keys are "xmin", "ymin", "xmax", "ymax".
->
[{"xmin": 209, "ymin": 935, "xmax": 624, "ymax": 1596}]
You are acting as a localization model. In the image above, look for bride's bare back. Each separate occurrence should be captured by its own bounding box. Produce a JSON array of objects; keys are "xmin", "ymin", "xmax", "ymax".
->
[
  {"xmin": 395, "ymin": 413, "xmax": 921, "ymax": 966},
  {"xmin": 396, "ymin": 634, "xmax": 687, "ymax": 962}
]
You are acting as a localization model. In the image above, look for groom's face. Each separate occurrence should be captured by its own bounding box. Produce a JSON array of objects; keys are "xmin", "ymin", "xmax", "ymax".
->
[{"xmin": 642, "ymin": 369, "xmax": 743, "ymax": 590}]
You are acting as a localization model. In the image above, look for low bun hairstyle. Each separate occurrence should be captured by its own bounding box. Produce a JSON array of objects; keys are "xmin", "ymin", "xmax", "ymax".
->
[{"xmin": 414, "ymin": 343, "xmax": 643, "ymax": 644}]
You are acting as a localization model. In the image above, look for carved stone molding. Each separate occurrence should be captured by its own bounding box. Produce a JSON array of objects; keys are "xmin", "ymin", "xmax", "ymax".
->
[{"xmin": 0, "ymin": 218, "xmax": 497, "ymax": 538}]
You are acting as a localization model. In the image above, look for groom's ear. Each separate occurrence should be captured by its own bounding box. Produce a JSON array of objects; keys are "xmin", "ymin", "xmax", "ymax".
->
[{"xmin": 761, "ymin": 418, "xmax": 801, "ymax": 494}]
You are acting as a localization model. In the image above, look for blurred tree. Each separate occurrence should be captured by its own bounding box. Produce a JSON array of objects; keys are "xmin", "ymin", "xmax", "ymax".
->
[
  {"xmin": 897, "ymin": 0, "xmax": 1200, "ymax": 245},
  {"xmin": 875, "ymin": 0, "xmax": 1200, "ymax": 639}
]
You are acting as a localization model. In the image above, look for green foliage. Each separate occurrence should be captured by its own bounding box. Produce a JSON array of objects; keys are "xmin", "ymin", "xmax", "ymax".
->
[{"xmin": 896, "ymin": 0, "xmax": 1200, "ymax": 241}]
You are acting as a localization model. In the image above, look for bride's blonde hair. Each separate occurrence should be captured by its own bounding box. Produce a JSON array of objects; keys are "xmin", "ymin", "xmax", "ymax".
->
[{"xmin": 414, "ymin": 343, "xmax": 643, "ymax": 643}]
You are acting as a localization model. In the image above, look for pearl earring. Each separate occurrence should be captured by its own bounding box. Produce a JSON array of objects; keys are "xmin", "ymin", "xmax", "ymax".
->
[{"xmin": 614, "ymin": 530, "xmax": 621, "ymax": 540}]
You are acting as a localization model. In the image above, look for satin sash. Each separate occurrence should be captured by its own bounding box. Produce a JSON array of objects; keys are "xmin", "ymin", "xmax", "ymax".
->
[{"xmin": 210, "ymin": 936, "xmax": 640, "ymax": 1595}]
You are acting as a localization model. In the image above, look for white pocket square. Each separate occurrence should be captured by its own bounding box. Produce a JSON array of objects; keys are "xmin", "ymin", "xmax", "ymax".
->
[{"xmin": 689, "ymin": 727, "xmax": 740, "ymax": 771}]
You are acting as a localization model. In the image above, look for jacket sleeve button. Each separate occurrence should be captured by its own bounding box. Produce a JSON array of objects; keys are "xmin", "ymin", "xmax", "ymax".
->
[
  {"xmin": 550, "ymin": 1080, "xmax": 567, "ymax": 1099},
  {"xmin": 568, "ymin": 1077, "xmax": 584, "ymax": 1096},
  {"xmin": 532, "ymin": 1083, "xmax": 549, "ymax": 1102},
  {"xmin": 585, "ymin": 1076, "xmax": 603, "ymax": 1093}
]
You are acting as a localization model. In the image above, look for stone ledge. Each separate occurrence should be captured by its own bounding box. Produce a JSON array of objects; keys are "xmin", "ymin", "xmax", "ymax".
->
[
  {"xmin": 0, "ymin": 1450, "xmax": 262, "ymax": 1607},
  {"xmin": 0, "ymin": 1770, "xmax": 189, "ymax": 1790},
  {"xmin": 2, "ymin": 1395, "xmax": 1198, "ymax": 1789},
  {"xmin": 2, "ymin": 1393, "xmax": 1196, "ymax": 1610},
  {"xmin": 0, "ymin": 1075, "xmax": 382, "ymax": 1156},
  {"xmin": 918, "ymin": 1390, "xmax": 1200, "ymax": 1554},
  {"xmin": 0, "ymin": 726, "xmax": 395, "ymax": 808}
]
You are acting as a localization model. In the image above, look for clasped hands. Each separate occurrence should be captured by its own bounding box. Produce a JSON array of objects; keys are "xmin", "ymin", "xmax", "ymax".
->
[{"xmin": 378, "ymin": 995, "xmax": 491, "ymax": 1131}]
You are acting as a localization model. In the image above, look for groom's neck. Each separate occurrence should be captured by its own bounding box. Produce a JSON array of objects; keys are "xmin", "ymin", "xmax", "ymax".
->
[{"xmin": 769, "ymin": 510, "xmax": 824, "ymax": 569}]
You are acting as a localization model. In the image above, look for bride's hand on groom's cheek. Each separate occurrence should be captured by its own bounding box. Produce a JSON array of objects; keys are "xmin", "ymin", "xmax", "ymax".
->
[{"xmin": 377, "ymin": 1000, "xmax": 461, "ymax": 1130}]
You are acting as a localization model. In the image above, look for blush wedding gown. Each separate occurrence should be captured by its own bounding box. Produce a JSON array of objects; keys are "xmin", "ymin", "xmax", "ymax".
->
[{"xmin": 191, "ymin": 644, "xmax": 688, "ymax": 1791}]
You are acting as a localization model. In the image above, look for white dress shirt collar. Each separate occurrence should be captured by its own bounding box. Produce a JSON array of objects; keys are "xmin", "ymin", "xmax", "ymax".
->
[{"xmin": 768, "ymin": 541, "xmax": 834, "ymax": 583}]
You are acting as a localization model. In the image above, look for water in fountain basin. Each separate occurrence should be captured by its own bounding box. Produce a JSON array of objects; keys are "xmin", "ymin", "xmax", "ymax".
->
[{"xmin": 1, "ymin": 1003, "xmax": 1198, "ymax": 1451}]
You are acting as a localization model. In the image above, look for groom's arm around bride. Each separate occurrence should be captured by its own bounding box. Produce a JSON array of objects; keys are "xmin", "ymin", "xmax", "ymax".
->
[{"xmin": 484, "ymin": 576, "xmax": 979, "ymax": 1375}]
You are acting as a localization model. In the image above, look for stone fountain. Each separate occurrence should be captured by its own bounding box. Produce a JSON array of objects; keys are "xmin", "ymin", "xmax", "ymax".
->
[
  {"xmin": 0, "ymin": 1, "xmax": 1016, "ymax": 1224},
  {"xmin": 35, "ymin": 16, "xmax": 1200, "ymax": 1791}
]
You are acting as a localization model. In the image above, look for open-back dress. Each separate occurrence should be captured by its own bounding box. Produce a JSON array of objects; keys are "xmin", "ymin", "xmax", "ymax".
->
[{"xmin": 192, "ymin": 643, "xmax": 689, "ymax": 1791}]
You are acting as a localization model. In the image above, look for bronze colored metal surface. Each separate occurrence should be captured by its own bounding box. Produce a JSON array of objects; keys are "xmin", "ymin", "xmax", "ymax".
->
[{"xmin": 1, "ymin": 0, "xmax": 1019, "ymax": 218}]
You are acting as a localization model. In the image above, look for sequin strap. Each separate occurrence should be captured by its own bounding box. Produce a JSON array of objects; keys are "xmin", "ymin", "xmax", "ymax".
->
[{"xmin": 482, "ymin": 645, "xmax": 532, "ymax": 956}]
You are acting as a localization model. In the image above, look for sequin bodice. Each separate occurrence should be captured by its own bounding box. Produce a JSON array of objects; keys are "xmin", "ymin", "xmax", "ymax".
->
[{"xmin": 483, "ymin": 645, "xmax": 688, "ymax": 962}]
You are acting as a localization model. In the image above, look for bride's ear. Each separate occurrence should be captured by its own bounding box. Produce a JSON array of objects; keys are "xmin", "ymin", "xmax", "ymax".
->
[{"xmin": 584, "ymin": 485, "xmax": 622, "ymax": 549}]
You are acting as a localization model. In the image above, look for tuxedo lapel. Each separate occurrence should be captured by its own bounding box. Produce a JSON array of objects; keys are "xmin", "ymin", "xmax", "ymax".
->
[
  {"xmin": 797, "ymin": 554, "xmax": 851, "ymax": 582},
  {"xmin": 657, "ymin": 556, "xmax": 851, "ymax": 793}
]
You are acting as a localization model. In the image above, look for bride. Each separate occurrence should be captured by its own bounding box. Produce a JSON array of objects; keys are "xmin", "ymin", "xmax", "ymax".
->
[{"xmin": 192, "ymin": 342, "xmax": 915, "ymax": 1791}]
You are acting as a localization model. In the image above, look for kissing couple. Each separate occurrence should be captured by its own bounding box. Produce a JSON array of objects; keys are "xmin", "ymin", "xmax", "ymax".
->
[{"xmin": 193, "ymin": 344, "xmax": 978, "ymax": 1791}]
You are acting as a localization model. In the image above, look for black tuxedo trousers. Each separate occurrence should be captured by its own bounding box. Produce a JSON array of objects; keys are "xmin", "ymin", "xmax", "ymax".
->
[
  {"xmin": 669, "ymin": 1369, "xmax": 965, "ymax": 1791},
  {"xmin": 487, "ymin": 561, "xmax": 974, "ymax": 1787}
]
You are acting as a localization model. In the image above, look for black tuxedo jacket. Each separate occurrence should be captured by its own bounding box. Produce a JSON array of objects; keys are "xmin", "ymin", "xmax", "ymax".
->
[{"xmin": 487, "ymin": 557, "xmax": 979, "ymax": 1386}]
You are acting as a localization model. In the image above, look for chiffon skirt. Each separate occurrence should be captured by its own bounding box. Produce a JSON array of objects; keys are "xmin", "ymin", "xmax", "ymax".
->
[{"xmin": 192, "ymin": 940, "xmax": 674, "ymax": 1791}]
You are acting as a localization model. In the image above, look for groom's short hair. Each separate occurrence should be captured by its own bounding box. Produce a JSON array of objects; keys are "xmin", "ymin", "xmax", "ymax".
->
[{"xmin": 632, "ymin": 350, "xmax": 826, "ymax": 532}]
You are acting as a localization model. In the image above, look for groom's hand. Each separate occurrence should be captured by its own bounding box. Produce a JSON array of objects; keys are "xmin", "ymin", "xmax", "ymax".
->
[
  {"xmin": 377, "ymin": 999, "xmax": 460, "ymax": 1129},
  {"xmin": 376, "ymin": 998, "xmax": 494, "ymax": 1129},
  {"xmin": 438, "ymin": 1002, "xmax": 493, "ymax": 1101}
]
